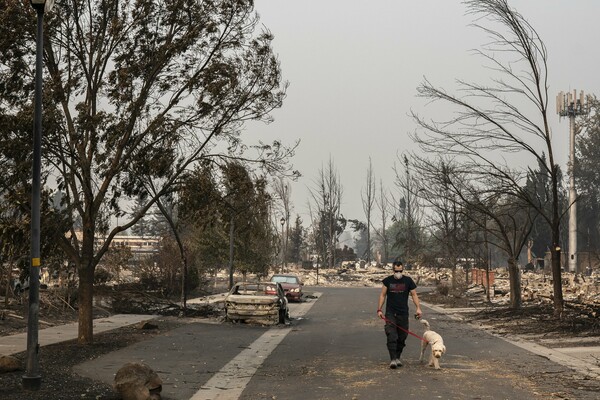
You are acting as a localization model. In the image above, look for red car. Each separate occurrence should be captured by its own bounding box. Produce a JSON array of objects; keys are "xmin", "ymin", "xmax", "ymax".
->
[{"xmin": 270, "ymin": 274, "xmax": 303, "ymax": 302}]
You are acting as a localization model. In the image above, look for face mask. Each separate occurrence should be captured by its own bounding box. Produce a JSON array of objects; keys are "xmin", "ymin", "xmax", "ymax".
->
[{"xmin": 394, "ymin": 272, "xmax": 403, "ymax": 279}]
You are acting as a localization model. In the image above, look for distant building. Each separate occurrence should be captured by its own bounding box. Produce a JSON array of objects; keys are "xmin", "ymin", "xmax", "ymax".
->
[
  {"xmin": 110, "ymin": 235, "xmax": 161, "ymax": 261},
  {"xmin": 70, "ymin": 231, "xmax": 161, "ymax": 263}
]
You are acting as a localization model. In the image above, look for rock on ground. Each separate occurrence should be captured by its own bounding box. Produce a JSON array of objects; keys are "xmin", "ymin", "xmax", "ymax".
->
[{"xmin": 114, "ymin": 362, "xmax": 162, "ymax": 400}]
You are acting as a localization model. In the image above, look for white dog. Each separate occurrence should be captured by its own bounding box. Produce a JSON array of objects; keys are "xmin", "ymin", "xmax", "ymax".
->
[{"xmin": 419, "ymin": 319, "xmax": 446, "ymax": 370}]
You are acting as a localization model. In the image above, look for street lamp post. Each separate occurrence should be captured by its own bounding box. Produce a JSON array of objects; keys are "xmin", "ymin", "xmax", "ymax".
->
[
  {"xmin": 280, "ymin": 217, "xmax": 285, "ymax": 273},
  {"xmin": 557, "ymin": 90, "xmax": 589, "ymax": 273},
  {"xmin": 23, "ymin": 0, "xmax": 54, "ymax": 391}
]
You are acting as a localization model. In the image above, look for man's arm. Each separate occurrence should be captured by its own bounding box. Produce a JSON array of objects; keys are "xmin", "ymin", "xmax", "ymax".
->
[
  {"xmin": 410, "ymin": 289, "xmax": 422, "ymax": 318},
  {"xmin": 376, "ymin": 285, "xmax": 387, "ymax": 318}
]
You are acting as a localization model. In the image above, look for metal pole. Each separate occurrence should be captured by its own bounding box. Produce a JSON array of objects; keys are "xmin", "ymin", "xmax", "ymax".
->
[
  {"xmin": 280, "ymin": 221, "xmax": 285, "ymax": 273},
  {"xmin": 557, "ymin": 90, "xmax": 589, "ymax": 274},
  {"xmin": 23, "ymin": 3, "xmax": 44, "ymax": 391},
  {"xmin": 588, "ymin": 228, "xmax": 592, "ymax": 275},
  {"xmin": 284, "ymin": 215, "xmax": 288, "ymax": 271},
  {"xmin": 568, "ymin": 113, "xmax": 577, "ymax": 273},
  {"xmin": 228, "ymin": 216, "xmax": 234, "ymax": 289}
]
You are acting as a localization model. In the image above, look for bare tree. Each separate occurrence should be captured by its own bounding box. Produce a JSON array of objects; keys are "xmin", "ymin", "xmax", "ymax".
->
[
  {"xmin": 373, "ymin": 180, "xmax": 391, "ymax": 266},
  {"xmin": 414, "ymin": 157, "xmax": 536, "ymax": 308},
  {"xmin": 411, "ymin": 0, "xmax": 566, "ymax": 316},
  {"xmin": 361, "ymin": 158, "xmax": 376, "ymax": 262},
  {"xmin": 306, "ymin": 201, "xmax": 322, "ymax": 282},
  {"xmin": 273, "ymin": 177, "xmax": 292, "ymax": 271},
  {"xmin": 309, "ymin": 157, "xmax": 343, "ymax": 269},
  {"xmin": 416, "ymin": 160, "xmax": 464, "ymax": 288},
  {"xmin": 145, "ymin": 188, "xmax": 190, "ymax": 313},
  {"xmin": 392, "ymin": 154, "xmax": 424, "ymax": 267}
]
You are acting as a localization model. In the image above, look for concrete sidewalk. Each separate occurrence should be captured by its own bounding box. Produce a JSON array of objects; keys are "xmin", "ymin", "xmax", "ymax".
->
[{"xmin": 0, "ymin": 314, "xmax": 156, "ymax": 356}]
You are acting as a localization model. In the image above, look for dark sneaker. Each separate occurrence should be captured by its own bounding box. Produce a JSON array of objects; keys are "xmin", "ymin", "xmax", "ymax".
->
[{"xmin": 389, "ymin": 360, "xmax": 397, "ymax": 369}]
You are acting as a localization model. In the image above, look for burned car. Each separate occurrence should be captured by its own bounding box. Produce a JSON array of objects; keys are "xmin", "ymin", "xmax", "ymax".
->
[{"xmin": 225, "ymin": 281, "xmax": 289, "ymax": 325}]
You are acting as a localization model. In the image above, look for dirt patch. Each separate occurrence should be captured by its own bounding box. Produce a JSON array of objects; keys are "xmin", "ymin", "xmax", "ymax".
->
[
  {"xmin": 463, "ymin": 301, "xmax": 600, "ymax": 339},
  {"xmin": 419, "ymin": 290, "xmax": 473, "ymax": 308},
  {"xmin": 419, "ymin": 289, "xmax": 600, "ymax": 339},
  {"xmin": 0, "ymin": 285, "xmax": 220, "ymax": 337},
  {"xmin": 0, "ymin": 290, "xmax": 81, "ymax": 337}
]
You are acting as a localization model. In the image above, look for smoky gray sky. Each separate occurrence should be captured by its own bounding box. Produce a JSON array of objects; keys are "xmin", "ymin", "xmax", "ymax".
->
[{"xmin": 246, "ymin": 0, "xmax": 599, "ymax": 226}]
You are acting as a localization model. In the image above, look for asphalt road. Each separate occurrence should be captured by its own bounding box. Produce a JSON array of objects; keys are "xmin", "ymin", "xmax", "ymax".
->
[{"xmin": 76, "ymin": 286, "xmax": 599, "ymax": 400}]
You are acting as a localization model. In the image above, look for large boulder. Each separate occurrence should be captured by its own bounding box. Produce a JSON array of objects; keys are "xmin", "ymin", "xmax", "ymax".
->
[
  {"xmin": 0, "ymin": 355, "xmax": 21, "ymax": 372},
  {"xmin": 114, "ymin": 362, "xmax": 162, "ymax": 400}
]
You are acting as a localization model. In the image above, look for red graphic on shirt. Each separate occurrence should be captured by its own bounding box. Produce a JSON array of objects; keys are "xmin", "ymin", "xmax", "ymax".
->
[{"xmin": 389, "ymin": 283, "xmax": 406, "ymax": 293}]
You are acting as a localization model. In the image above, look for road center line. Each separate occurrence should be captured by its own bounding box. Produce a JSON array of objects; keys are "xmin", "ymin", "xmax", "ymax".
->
[{"xmin": 191, "ymin": 293, "xmax": 321, "ymax": 400}]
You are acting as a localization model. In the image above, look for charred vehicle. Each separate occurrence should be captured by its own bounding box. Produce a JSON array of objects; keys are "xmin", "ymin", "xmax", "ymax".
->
[{"xmin": 225, "ymin": 281, "xmax": 289, "ymax": 325}]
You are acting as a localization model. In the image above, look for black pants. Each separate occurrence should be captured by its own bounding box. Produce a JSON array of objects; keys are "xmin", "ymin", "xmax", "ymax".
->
[{"xmin": 384, "ymin": 313, "xmax": 409, "ymax": 360}]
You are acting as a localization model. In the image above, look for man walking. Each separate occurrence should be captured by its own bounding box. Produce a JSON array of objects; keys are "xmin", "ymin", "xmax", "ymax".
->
[{"xmin": 377, "ymin": 260, "xmax": 422, "ymax": 369}]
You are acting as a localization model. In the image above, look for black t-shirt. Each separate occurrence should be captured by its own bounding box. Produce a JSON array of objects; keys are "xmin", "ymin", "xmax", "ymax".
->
[{"xmin": 382, "ymin": 275, "xmax": 417, "ymax": 315}]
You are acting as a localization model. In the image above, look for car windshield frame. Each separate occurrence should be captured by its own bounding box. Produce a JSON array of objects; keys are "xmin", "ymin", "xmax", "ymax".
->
[
  {"xmin": 271, "ymin": 275, "xmax": 300, "ymax": 285},
  {"xmin": 231, "ymin": 282, "xmax": 282, "ymax": 296}
]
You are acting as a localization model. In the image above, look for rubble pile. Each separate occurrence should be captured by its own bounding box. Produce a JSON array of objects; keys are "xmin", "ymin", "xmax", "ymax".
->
[
  {"xmin": 295, "ymin": 265, "xmax": 464, "ymax": 289},
  {"xmin": 285, "ymin": 264, "xmax": 600, "ymax": 317},
  {"xmin": 472, "ymin": 268, "xmax": 600, "ymax": 310},
  {"xmin": 297, "ymin": 264, "xmax": 446, "ymax": 288}
]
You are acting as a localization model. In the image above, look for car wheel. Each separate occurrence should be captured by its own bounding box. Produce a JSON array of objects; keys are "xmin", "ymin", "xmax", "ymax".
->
[{"xmin": 278, "ymin": 308, "xmax": 286, "ymax": 324}]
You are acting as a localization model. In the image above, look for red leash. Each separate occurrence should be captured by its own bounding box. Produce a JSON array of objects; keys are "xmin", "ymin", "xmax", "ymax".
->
[{"xmin": 379, "ymin": 314, "xmax": 428, "ymax": 343}]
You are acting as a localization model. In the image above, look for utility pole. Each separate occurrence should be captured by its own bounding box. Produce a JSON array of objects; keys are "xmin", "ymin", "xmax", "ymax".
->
[
  {"xmin": 404, "ymin": 155, "xmax": 412, "ymax": 266},
  {"xmin": 557, "ymin": 90, "xmax": 589, "ymax": 273},
  {"xmin": 24, "ymin": 0, "xmax": 55, "ymax": 391},
  {"xmin": 280, "ymin": 217, "xmax": 285, "ymax": 273}
]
